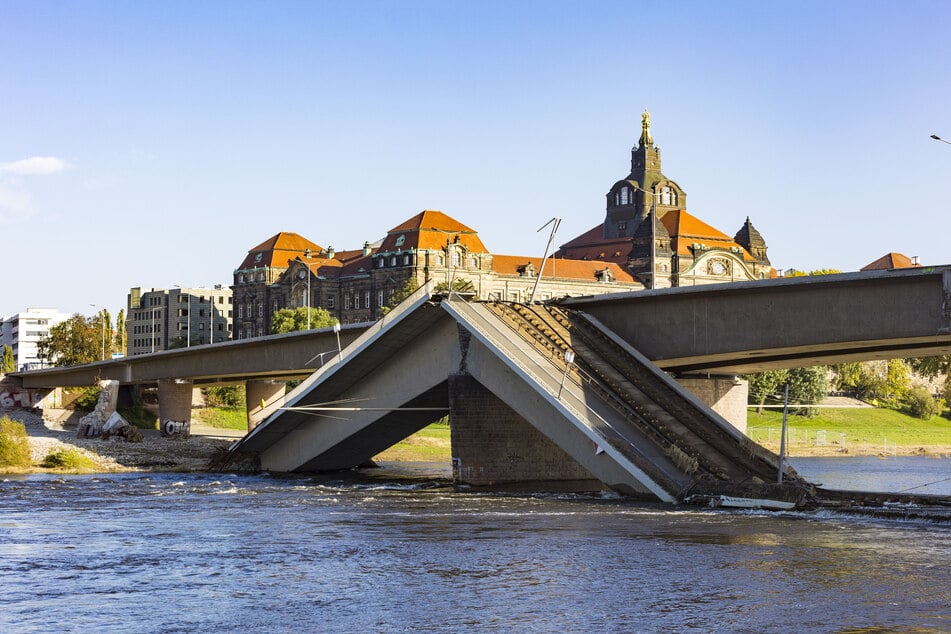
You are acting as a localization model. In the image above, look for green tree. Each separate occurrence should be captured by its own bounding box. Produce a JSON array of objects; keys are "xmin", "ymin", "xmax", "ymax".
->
[
  {"xmin": 786, "ymin": 365, "xmax": 830, "ymax": 417},
  {"xmin": 904, "ymin": 386, "xmax": 943, "ymax": 420},
  {"xmin": 1, "ymin": 345, "xmax": 14, "ymax": 373},
  {"xmin": 37, "ymin": 314, "xmax": 101, "ymax": 367},
  {"xmin": 808, "ymin": 268, "xmax": 843, "ymax": 276},
  {"xmin": 115, "ymin": 308, "xmax": 126, "ymax": 356},
  {"xmin": 908, "ymin": 355, "xmax": 951, "ymax": 378},
  {"xmin": 746, "ymin": 369, "xmax": 789, "ymax": 413},
  {"xmin": 882, "ymin": 359, "xmax": 911, "ymax": 406},
  {"xmin": 204, "ymin": 385, "xmax": 246, "ymax": 408},
  {"xmin": 381, "ymin": 278, "xmax": 420, "ymax": 315},
  {"xmin": 831, "ymin": 362, "xmax": 864, "ymax": 393},
  {"xmin": 270, "ymin": 307, "xmax": 337, "ymax": 334}
]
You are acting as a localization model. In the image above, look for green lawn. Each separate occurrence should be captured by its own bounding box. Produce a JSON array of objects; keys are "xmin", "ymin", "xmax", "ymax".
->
[
  {"xmin": 374, "ymin": 421, "xmax": 452, "ymax": 462},
  {"xmin": 747, "ymin": 407, "xmax": 951, "ymax": 452},
  {"xmin": 194, "ymin": 407, "xmax": 248, "ymax": 430}
]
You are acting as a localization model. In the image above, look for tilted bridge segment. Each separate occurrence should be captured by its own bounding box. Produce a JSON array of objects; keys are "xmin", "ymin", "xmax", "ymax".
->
[{"xmin": 233, "ymin": 285, "xmax": 810, "ymax": 504}]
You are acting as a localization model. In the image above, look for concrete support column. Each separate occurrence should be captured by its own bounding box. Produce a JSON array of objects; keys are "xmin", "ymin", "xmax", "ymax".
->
[
  {"xmin": 246, "ymin": 380, "xmax": 286, "ymax": 431},
  {"xmin": 677, "ymin": 374, "xmax": 749, "ymax": 434},
  {"xmin": 448, "ymin": 373, "xmax": 600, "ymax": 491},
  {"xmin": 157, "ymin": 379, "xmax": 193, "ymax": 437}
]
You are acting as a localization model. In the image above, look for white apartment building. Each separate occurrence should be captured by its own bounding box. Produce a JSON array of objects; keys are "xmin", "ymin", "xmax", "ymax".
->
[{"xmin": 1, "ymin": 307, "xmax": 72, "ymax": 371}]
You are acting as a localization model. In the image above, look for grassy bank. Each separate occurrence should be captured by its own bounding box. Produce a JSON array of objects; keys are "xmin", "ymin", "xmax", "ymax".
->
[
  {"xmin": 373, "ymin": 422, "xmax": 451, "ymax": 462},
  {"xmin": 748, "ymin": 407, "xmax": 951, "ymax": 456}
]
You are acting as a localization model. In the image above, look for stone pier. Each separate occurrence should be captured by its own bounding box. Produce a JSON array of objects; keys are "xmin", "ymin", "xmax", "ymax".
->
[
  {"xmin": 157, "ymin": 379, "xmax": 193, "ymax": 437},
  {"xmin": 246, "ymin": 380, "xmax": 286, "ymax": 431}
]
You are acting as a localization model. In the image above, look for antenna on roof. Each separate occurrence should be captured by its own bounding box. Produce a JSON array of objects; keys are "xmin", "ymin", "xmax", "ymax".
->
[{"xmin": 529, "ymin": 217, "xmax": 562, "ymax": 304}]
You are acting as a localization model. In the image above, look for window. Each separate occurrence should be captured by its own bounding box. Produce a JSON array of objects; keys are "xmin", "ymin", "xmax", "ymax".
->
[
  {"xmin": 660, "ymin": 186, "xmax": 677, "ymax": 206},
  {"xmin": 468, "ymin": 257, "xmax": 476, "ymax": 268},
  {"xmin": 436, "ymin": 255, "xmax": 444, "ymax": 265},
  {"xmin": 344, "ymin": 294, "xmax": 351, "ymax": 310},
  {"xmin": 258, "ymin": 304, "xmax": 264, "ymax": 317},
  {"xmin": 452, "ymin": 252, "xmax": 460, "ymax": 267},
  {"xmin": 377, "ymin": 290, "xmax": 384, "ymax": 307},
  {"xmin": 328, "ymin": 296, "xmax": 335, "ymax": 309},
  {"xmin": 403, "ymin": 254, "xmax": 411, "ymax": 265},
  {"xmin": 390, "ymin": 256, "xmax": 397, "ymax": 266},
  {"xmin": 364, "ymin": 291, "xmax": 370, "ymax": 308},
  {"xmin": 377, "ymin": 258, "xmax": 385, "ymax": 268}
]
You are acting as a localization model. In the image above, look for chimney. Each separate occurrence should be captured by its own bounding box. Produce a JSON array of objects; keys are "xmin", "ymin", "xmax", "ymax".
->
[
  {"xmin": 363, "ymin": 241, "xmax": 371, "ymax": 256},
  {"xmin": 304, "ymin": 249, "xmax": 311, "ymax": 259},
  {"xmin": 327, "ymin": 246, "xmax": 335, "ymax": 259}
]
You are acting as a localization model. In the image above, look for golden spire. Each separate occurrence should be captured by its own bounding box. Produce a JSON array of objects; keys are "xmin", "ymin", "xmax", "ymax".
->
[{"xmin": 639, "ymin": 108, "xmax": 653, "ymax": 148}]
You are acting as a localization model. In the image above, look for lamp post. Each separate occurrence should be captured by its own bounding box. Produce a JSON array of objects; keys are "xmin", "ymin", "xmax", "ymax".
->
[
  {"xmin": 529, "ymin": 217, "xmax": 561, "ymax": 303},
  {"xmin": 930, "ymin": 134, "xmax": 951, "ymax": 145},
  {"xmin": 89, "ymin": 303, "xmax": 105, "ymax": 360},
  {"xmin": 629, "ymin": 184, "xmax": 660, "ymax": 289}
]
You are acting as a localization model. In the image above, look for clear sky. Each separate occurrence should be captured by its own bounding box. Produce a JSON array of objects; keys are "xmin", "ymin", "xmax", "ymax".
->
[{"xmin": 2, "ymin": 1, "xmax": 949, "ymax": 319}]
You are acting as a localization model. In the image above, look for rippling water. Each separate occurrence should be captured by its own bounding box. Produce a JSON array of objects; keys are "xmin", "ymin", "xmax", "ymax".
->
[{"xmin": 1, "ymin": 462, "xmax": 949, "ymax": 633}]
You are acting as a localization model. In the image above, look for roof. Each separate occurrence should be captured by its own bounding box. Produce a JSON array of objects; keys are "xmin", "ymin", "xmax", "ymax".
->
[
  {"xmin": 557, "ymin": 224, "xmax": 633, "ymax": 264},
  {"xmin": 238, "ymin": 232, "xmax": 324, "ymax": 270},
  {"xmin": 860, "ymin": 252, "xmax": 921, "ymax": 271},
  {"xmin": 492, "ymin": 254, "xmax": 639, "ymax": 284},
  {"xmin": 378, "ymin": 210, "xmax": 489, "ymax": 253},
  {"xmin": 661, "ymin": 210, "xmax": 755, "ymax": 261}
]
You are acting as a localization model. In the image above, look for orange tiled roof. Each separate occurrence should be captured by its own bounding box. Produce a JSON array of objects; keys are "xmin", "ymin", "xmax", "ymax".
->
[
  {"xmin": 557, "ymin": 224, "xmax": 632, "ymax": 264},
  {"xmin": 379, "ymin": 210, "xmax": 489, "ymax": 253},
  {"xmin": 661, "ymin": 210, "xmax": 754, "ymax": 261},
  {"xmin": 492, "ymin": 254, "xmax": 638, "ymax": 284},
  {"xmin": 860, "ymin": 252, "xmax": 920, "ymax": 271},
  {"xmin": 239, "ymin": 232, "xmax": 324, "ymax": 270}
]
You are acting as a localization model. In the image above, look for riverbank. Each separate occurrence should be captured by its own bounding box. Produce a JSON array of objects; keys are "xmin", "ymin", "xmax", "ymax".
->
[{"xmin": 2, "ymin": 410, "xmax": 243, "ymax": 474}]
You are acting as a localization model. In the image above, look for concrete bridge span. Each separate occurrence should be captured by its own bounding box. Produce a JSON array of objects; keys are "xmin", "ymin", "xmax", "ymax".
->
[{"xmin": 561, "ymin": 265, "xmax": 951, "ymax": 375}]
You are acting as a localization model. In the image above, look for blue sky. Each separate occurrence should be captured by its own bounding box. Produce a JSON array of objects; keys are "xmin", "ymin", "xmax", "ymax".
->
[{"xmin": 2, "ymin": 1, "xmax": 949, "ymax": 318}]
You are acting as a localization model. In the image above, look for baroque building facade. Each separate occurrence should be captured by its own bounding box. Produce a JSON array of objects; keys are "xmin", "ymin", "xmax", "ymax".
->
[
  {"xmin": 557, "ymin": 110, "xmax": 773, "ymax": 287},
  {"xmin": 232, "ymin": 211, "xmax": 641, "ymax": 338}
]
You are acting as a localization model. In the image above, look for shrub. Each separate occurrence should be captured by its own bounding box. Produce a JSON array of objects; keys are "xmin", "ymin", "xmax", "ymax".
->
[
  {"xmin": 41, "ymin": 448, "xmax": 98, "ymax": 471},
  {"xmin": 204, "ymin": 385, "xmax": 246, "ymax": 408},
  {"xmin": 117, "ymin": 403, "xmax": 158, "ymax": 430},
  {"xmin": 0, "ymin": 417, "xmax": 32, "ymax": 468},
  {"xmin": 904, "ymin": 386, "xmax": 944, "ymax": 420}
]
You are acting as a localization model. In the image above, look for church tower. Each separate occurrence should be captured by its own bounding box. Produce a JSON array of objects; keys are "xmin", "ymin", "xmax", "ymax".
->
[{"xmin": 604, "ymin": 110, "xmax": 687, "ymax": 240}]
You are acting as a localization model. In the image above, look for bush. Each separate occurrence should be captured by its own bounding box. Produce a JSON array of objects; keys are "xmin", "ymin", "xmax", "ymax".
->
[
  {"xmin": 0, "ymin": 417, "xmax": 32, "ymax": 468},
  {"xmin": 41, "ymin": 448, "xmax": 98, "ymax": 471},
  {"xmin": 904, "ymin": 386, "xmax": 944, "ymax": 420},
  {"xmin": 67, "ymin": 386, "xmax": 101, "ymax": 411},
  {"xmin": 204, "ymin": 385, "xmax": 246, "ymax": 408},
  {"xmin": 118, "ymin": 403, "xmax": 158, "ymax": 430}
]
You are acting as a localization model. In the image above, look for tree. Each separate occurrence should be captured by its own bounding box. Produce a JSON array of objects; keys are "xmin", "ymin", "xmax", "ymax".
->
[
  {"xmin": 115, "ymin": 308, "xmax": 126, "ymax": 356},
  {"xmin": 904, "ymin": 386, "xmax": 943, "ymax": 420},
  {"xmin": 204, "ymin": 385, "xmax": 246, "ymax": 408},
  {"xmin": 270, "ymin": 307, "xmax": 337, "ymax": 334},
  {"xmin": 37, "ymin": 314, "xmax": 101, "ymax": 367},
  {"xmin": 381, "ymin": 278, "xmax": 420, "ymax": 315},
  {"xmin": 746, "ymin": 369, "xmax": 789, "ymax": 413},
  {"xmin": 908, "ymin": 355, "xmax": 951, "ymax": 379},
  {"xmin": 786, "ymin": 366, "xmax": 830, "ymax": 416},
  {"xmin": 831, "ymin": 362, "xmax": 864, "ymax": 393},
  {"xmin": 1, "ymin": 345, "xmax": 14, "ymax": 373},
  {"xmin": 808, "ymin": 268, "xmax": 843, "ymax": 276}
]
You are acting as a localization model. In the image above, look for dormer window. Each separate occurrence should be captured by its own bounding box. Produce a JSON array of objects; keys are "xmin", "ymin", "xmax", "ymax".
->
[
  {"xmin": 597, "ymin": 268, "xmax": 614, "ymax": 283},
  {"xmin": 376, "ymin": 258, "xmax": 384, "ymax": 268},
  {"xmin": 390, "ymin": 256, "xmax": 397, "ymax": 266},
  {"xmin": 403, "ymin": 254, "xmax": 411, "ymax": 265}
]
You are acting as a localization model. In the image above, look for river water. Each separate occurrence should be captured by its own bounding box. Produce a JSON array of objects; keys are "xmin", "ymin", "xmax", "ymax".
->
[{"xmin": 1, "ymin": 458, "xmax": 949, "ymax": 633}]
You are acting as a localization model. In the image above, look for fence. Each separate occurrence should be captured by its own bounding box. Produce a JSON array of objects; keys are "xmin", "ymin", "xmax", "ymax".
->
[{"xmin": 747, "ymin": 426, "xmax": 899, "ymax": 455}]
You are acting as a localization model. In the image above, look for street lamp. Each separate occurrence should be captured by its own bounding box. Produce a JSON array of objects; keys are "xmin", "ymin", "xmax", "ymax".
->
[
  {"xmin": 931, "ymin": 134, "xmax": 951, "ymax": 145},
  {"xmin": 529, "ymin": 217, "xmax": 561, "ymax": 303},
  {"xmin": 89, "ymin": 303, "xmax": 105, "ymax": 360}
]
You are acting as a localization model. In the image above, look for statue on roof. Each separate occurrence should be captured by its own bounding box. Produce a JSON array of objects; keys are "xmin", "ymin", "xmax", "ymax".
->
[{"xmin": 639, "ymin": 108, "xmax": 653, "ymax": 148}]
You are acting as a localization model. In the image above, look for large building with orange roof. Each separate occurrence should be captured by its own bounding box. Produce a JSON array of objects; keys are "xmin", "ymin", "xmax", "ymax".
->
[
  {"xmin": 557, "ymin": 110, "xmax": 773, "ymax": 288},
  {"xmin": 232, "ymin": 211, "xmax": 642, "ymax": 336}
]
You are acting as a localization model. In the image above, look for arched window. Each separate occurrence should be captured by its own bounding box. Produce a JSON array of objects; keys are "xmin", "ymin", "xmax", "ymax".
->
[
  {"xmin": 620, "ymin": 187, "xmax": 629, "ymax": 205},
  {"xmin": 659, "ymin": 186, "xmax": 678, "ymax": 206}
]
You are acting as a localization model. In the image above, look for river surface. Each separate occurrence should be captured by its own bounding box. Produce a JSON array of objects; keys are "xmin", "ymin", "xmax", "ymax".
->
[{"xmin": 1, "ymin": 458, "xmax": 949, "ymax": 633}]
